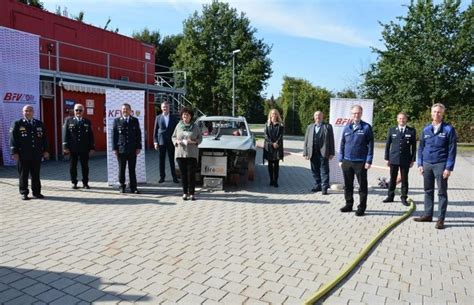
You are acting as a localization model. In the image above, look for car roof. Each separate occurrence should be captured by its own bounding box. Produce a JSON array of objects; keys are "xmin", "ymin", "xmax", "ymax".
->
[{"xmin": 196, "ymin": 116, "xmax": 247, "ymax": 122}]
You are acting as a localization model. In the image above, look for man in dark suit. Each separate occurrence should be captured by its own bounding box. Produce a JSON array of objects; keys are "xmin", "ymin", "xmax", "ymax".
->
[
  {"xmin": 153, "ymin": 101, "xmax": 179, "ymax": 183},
  {"xmin": 113, "ymin": 103, "xmax": 142, "ymax": 194},
  {"xmin": 62, "ymin": 103, "xmax": 95, "ymax": 189},
  {"xmin": 383, "ymin": 112, "xmax": 417, "ymax": 206},
  {"xmin": 9, "ymin": 105, "xmax": 49, "ymax": 200},
  {"xmin": 303, "ymin": 111, "xmax": 335, "ymax": 195}
]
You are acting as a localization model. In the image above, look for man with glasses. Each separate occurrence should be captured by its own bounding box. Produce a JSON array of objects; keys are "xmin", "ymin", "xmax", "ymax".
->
[
  {"xmin": 9, "ymin": 105, "xmax": 49, "ymax": 200},
  {"xmin": 62, "ymin": 104, "xmax": 95, "ymax": 189},
  {"xmin": 338, "ymin": 105, "xmax": 374, "ymax": 216},
  {"xmin": 113, "ymin": 103, "xmax": 142, "ymax": 194}
]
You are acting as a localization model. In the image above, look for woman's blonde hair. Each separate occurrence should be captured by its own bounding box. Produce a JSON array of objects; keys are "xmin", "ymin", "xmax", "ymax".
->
[{"xmin": 267, "ymin": 109, "xmax": 283, "ymax": 125}]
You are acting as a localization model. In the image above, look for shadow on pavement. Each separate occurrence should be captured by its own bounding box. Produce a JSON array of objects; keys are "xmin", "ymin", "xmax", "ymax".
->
[
  {"xmin": 42, "ymin": 195, "xmax": 175, "ymax": 206},
  {"xmin": 0, "ymin": 266, "xmax": 149, "ymax": 303},
  {"xmin": 198, "ymin": 192, "xmax": 330, "ymax": 205}
]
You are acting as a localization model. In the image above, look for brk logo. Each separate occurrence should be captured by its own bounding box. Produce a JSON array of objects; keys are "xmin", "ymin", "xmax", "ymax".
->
[
  {"xmin": 3, "ymin": 92, "xmax": 35, "ymax": 103},
  {"xmin": 334, "ymin": 118, "xmax": 354, "ymax": 126}
]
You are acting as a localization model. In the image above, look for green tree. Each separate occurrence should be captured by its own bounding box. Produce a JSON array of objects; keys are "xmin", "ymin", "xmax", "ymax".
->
[
  {"xmin": 17, "ymin": 0, "xmax": 44, "ymax": 9},
  {"xmin": 363, "ymin": 0, "xmax": 473, "ymax": 140},
  {"xmin": 132, "ymin": 29, "xmax": 182, "ymax": 72},
  {"xmin": 172, "ymin": 1, "xmax": 272, "ymax": 115},
  {"xmin": 280, "ymin": 76, "xmax": 331, "ymax": 135}
]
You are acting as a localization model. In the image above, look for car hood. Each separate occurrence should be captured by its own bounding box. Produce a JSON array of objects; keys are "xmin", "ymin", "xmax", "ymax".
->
[{"xmin": 199, "ymin": 135, "xmax": 255, "ymax": 151}]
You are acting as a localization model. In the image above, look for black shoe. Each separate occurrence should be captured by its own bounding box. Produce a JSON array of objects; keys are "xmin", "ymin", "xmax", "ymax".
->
[
  {"xmin": 382, "ymin": 197, "xmax": 394, "ymax": 203},
  {"xmin": 274, "ymin": 182, "xmax": 279, "ymax": 187},
  {"xmin": 190, "ymin": 195, "xmax": 196, "ymax": 201},
  {"xmin": 159, "ymin": 178, "xmax": 165, "ymax": 183},
  {"xmin": 401, "ymin": 198, "xmax": 409, "ymax": 206},
  {"xmin": 322, "ymin": 189, "xmax": 328, "ymax": 195},
  {"xmin": 182, "ymin": 194, "xmax": 189, "ymax": 201},
  {"xmin": 340, "ymin": 205, "xmax": 353, "ymax": 213},
  {"xmin": 311, "ymin": 186, "xmax": 322, "ymax": 192},
  {"xmin": 355, "ymin": 209, "xmax": 365, "ymax": 216},
  {"xmin": 33, "ymin": 194, "xmax": 45, "ymax": 199},
  {"xmin": 270, "ymin": 181, "xmax": 274, "ymax": 186},
  {"xmin": 173, "ymin": 178, "xmax": 179, "ymax": 183},
  {"xmin": 83, "ymin": 184, "xmax": 90, "ymax": 189},
  {"xmin": 120, "ymin": 188, "xmax": 126, "ymax": 193},
  {"xmin": 131, "ymin": 189, "xmax": 140, "ymax": 194},
  {"xmin": 72, "ymin": 184, "xmax": 78, "ymax": 189},
  {"xmin": 21, "ymin": 194, "xmax": 30, "ymax": 201}
]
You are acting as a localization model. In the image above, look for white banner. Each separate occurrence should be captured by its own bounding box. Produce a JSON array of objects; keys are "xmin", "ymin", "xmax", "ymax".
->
[
  {"xmin": 105, "ymin": 89, "xmax": 146, "ymax": 185},
  {"xmin": 0, "ymin": 27, "xmax": 40, "ymax": 166},
  {"xmin": 329, "ymin": 98, "xmax": 374, "ymax": 184}
]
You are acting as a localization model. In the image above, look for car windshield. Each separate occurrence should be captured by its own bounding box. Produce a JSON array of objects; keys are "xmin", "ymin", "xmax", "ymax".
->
[{"xmin": 199, "ymin": 120, "xmax": 248, "ymax": 137}]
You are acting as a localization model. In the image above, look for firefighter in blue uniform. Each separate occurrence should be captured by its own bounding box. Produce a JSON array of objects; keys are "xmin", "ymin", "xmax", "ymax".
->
[
  {"xmin": 112, "ymin": 103, "xmax": 142, "ymax": 194},
  {"xmin": 414, "ymin": 103, "xmax": 457, "ymax": 230},
  {"xmin": 338, "ymin": 104, "xmax": 374, "ymax": 217},
  {"xmin": 62, "ymin": 103, "xmax": 95, "ymax": 189},
  {"xmin": 9, "ymin": 105, "xmax": 49, "ymax": 200},
  {"xmin": 383, "ymin": 112, "xmax": 416, "ymax": 206}
]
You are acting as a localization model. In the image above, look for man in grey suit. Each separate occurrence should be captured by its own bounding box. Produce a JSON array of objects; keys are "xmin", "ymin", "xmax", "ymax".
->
[
  {"xmin": 153, "ymin": 102, "xmax": 179, "ymax": 183},
  {"xmin": 303, "ymin": 111, "xmax": 335, "ymax": 195}
]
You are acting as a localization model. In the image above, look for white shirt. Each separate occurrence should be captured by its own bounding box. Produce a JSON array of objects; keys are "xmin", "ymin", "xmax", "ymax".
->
[
  {"xmin": 398, "ymin": 125, "xmax": 406, "ymax": 134},
  {"xmin": 163, "ymin": 113, "xmax": 169, "ymax": 128}
]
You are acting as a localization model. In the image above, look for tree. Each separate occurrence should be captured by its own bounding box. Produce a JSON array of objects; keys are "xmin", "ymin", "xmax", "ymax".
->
[
  {"xmin": 17, "ymin": 0, "xmax": 44, "ymax": 9},
  {"xmin": 280, "ymin": 76, "xmax": 331, "ymax": 135},
  {"xmin": 132, "ymin": 29, "xmax": 182, "ymax": 73},
  {"xmin": 172, "ymin": 1, "xmax": 272, "ymax": 115},
  {"xmin": 363, "ymin": 0, "xmax": 473, "ymax": 140}
]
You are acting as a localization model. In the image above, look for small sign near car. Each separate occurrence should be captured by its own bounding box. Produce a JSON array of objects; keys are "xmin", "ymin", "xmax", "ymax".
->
[{"xmin": 201, "ymin": 155, "xmax": 227, "ymax": 176}]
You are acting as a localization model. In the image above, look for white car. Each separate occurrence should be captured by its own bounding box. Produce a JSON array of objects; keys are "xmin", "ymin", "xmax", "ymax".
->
[{"xmin": 196, "ymin": 115, "xmax": 256, "ymax": 182}]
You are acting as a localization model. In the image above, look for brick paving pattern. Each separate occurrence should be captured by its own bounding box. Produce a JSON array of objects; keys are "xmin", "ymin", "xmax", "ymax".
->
[{"xmin": 0, "ymin": 136, "xmax": 472, "ymax": 304}]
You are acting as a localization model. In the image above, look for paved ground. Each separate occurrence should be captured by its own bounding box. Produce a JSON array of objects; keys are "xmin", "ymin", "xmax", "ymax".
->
[{"xmin": 0, "ymin": 136, "xmax": 472, "ymax": 305}]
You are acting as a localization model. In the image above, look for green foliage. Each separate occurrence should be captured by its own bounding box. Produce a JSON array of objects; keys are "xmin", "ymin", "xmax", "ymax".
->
[
  {"xmin": 172, "ymin": 1, "xmax": 272, "ymax": 116},
  {"xmin": 363, "ymin": 0, "xmax": 473, "ymax": 141},
  {"xmin": 17, "ymin": 0, "xmax": 44, "ymax": 9},
  {"xmin": 280, "ymin": 76, "xmax": 331, "ymax": 135},
  {"xmin": 132, "ymin": 29, "xmax": 182, "ymax": 71}
]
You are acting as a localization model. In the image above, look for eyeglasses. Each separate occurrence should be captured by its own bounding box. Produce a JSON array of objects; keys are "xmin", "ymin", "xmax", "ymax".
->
[{"xmin": 74, "ymin": 109, "xmax": 83, "ymax": 112}]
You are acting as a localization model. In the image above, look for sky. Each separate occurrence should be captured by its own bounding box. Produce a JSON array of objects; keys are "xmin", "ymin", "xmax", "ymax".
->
[{"xmin": 41, "ymin": 0, "xmax": 469, "ymax": 98}]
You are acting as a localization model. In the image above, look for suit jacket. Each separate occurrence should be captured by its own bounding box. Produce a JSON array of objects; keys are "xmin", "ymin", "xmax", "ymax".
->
[
  {"xmin": 113, "ymin": 116, "xmax": 142, "ymax": 154},
  {"xmin": 263, "ymin": 122, "xmax": 284, "ymax": 162},
  {"xmin": 384, "ymin": 126, "xmax": 416, "ymax": 166},
  {"xmin": 62, "ymin": 117, "xmax": 95, "ymax": 153},
  {"xmin": 9, "ymin": 118, "xmax": 48, "ymax": 161},
  {"xmin": 303, "ymin": 122, "xmax": 335, "ymax": 159},
  {"xmin": 153, "ymin": 113, "xmax": 178, "ymax": 146}
]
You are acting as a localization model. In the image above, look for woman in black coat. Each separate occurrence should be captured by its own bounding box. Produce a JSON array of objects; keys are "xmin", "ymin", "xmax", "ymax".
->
[{"xmin": 263, "ymin": 109, "xmax": 284, "ymax": 187}]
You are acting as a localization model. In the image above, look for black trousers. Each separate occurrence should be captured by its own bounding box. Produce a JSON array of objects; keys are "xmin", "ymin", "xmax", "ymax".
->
[
  {"xmin": 388, "ymin": 164, "xmax": 410, "ymax": 199},
  {"xmin": 268, "ymin": 160, "xmax": 280, "ymax": 183},
  {"xmin": 159, "ymin": 142, "xmax": 177, "ymax": 179},
  {"xmin": 341, "ymin": 160, "xmax": 368, "ymax": 211},
  {"xmin": 70, "ymin": 151, "xmax": 90, "ymax": 185},
  {"xmin": 118, "ymin": 152, "xmax": 137, "ymax": 190},
  {"xmin": 18, "ymin": 159, "xmax": 41, "ymax": 196},
  {"xmin": 177, "ymin": 158, "xmax": 197, "ymax": 195}
]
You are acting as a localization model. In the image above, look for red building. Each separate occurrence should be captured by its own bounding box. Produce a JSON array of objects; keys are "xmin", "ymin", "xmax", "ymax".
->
[{"xmin": 0, "ymin": 0, "xmax": 186, "ymax": 160}]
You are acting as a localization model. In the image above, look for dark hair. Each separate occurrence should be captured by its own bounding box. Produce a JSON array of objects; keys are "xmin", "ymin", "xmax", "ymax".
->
[
  {"xmin": 180, "ymin": 107, "xmax": 194, "ymax": 119},
  {"xmin": 121, "ymin": 103, "xmax": 131, "ymax": 109}
]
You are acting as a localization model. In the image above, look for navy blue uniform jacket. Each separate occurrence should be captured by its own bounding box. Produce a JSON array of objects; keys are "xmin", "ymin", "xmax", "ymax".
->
[
  {"xmin": 9, "ymin": 118, "xmax": 48, "ymax": 161},
  {"xmin": 113, "ymin": 116, "xmax": 142, "ymax": 154},
  {"xmin": 384, "ymin": 126, "xmax": 416, "ymax": 166},
  {"xmin": 417, "ymin": 122, "xmax": 457, "ymax": 171}
]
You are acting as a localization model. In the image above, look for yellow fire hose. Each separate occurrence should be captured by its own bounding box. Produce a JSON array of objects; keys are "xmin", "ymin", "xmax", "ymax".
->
[{"xmin": 303, "ymin": 198, "xmax": 416, "ymax": 305}]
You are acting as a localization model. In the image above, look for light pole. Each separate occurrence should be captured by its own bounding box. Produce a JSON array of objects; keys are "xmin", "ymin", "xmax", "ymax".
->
[
  {"xmin": 232, "ymin": 49, "xmax": 241, "ymax": 117},
  {"xmin": 292, "ymin": 89, "xmax": 295, "ymax": 134}
]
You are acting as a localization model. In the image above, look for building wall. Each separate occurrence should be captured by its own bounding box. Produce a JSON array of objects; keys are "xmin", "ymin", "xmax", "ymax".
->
[{"xmin": 1, "ymin": 0, "xmax": 159, "ymax": 155}]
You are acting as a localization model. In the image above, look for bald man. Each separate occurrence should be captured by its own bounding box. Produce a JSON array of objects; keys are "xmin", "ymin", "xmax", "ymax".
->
[{"xmin": 9, "ymin": 105, "xmax": 49, "ymax": 200}]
